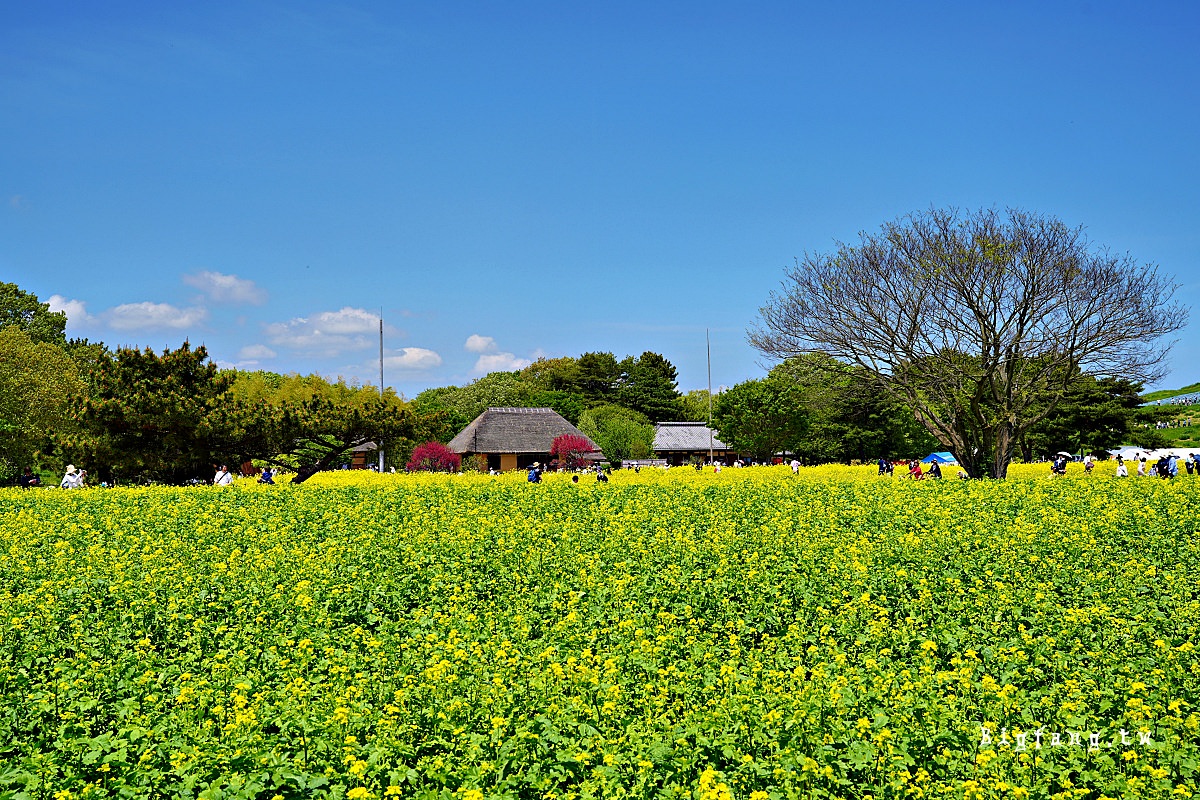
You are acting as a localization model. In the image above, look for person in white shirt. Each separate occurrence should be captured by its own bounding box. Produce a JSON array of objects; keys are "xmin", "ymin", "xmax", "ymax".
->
[
  {"xmin": 60, "ymin": 464, "xmax": 82, "ymax": 489},
  {"xmin": 214, "ymin": 465, "xmax": 233, "ymax": 486}
]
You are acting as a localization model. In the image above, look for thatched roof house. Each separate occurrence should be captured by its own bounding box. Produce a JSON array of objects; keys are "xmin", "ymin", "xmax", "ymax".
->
[
  {"xmin": 448, "ymin": 407, "xmax": 600, "ymax": 471},
  {"xmin": 653, "ymin": 422, "xmax": 739, "ymax": 466}
]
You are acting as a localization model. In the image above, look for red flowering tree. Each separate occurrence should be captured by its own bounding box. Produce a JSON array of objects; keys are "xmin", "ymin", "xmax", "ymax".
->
[
  {"xmin": 550, "ymin": 433, "xmax": 593, "ymax": 470},
  {"xmin": 406, "ymin": 441, "xmax": 461, "ymax": 472}
]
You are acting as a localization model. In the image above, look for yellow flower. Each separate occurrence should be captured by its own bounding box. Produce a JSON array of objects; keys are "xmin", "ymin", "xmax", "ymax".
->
[{"xmin": 698, "ymin": 768, "xmax": 734, "ymax": 800}]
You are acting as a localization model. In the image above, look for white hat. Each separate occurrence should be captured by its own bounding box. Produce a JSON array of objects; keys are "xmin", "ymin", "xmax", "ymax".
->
[{"xmin": 64, "ymin": 465, "xmax": 77, "ymax": 475}]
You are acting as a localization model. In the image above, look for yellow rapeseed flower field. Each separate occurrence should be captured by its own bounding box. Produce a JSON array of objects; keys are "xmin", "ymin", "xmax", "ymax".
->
[{"xmin": 1, "ymin": 464, "xmax": 1197, "ymax": 798}]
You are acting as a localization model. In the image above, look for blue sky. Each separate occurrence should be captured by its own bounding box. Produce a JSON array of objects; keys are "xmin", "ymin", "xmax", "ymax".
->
[{"xmin": 3, "ymin": 1, "xmax": 1198, "ymax": 398}]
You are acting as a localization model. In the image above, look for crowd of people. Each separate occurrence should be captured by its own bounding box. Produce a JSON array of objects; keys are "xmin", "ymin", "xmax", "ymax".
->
[
  {"xmin": 17, "ymin": 448, "xmax": 1200, "ymax": 488},
  {"xmin": 876, "ymin": 457, "xmax": 962, "ymax": 480},
  {"xmin": 1123, "ymin": 452, "xmax": 1199, "ymax": 478},
  {"xmin": 527, "ymin": 462, "xmax": 611, "ymax": 484},
  {"xmin": 1143, "ymin": 393, "xmax": 1200, "ymax": 408}
]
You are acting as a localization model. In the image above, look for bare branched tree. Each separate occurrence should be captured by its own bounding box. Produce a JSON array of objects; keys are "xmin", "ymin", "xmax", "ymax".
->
[{"xmin": 750, "ymin": 208, "xmax": 1188, "ymax": 478}]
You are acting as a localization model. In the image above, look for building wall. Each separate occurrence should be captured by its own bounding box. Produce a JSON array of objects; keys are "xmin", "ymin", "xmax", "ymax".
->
[
  {"xmin": 481, "ymin": 453, "xmax": 551, "ymax": 472},
  {"xmin": 659, "ymin": 450, "xmax": 739, "ymax": 466}
]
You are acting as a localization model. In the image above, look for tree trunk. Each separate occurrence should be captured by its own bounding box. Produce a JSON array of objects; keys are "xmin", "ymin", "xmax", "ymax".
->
[
  {"xmin": 1017, "ymin": 434, "xmax": 1033, "ymax": 465},
  {"xmin": 292, "ymin": 463, "xmax": 321, "ymax": 485},
  {"xmin": 989, "ymin": 422, "xmax": 1017, "ymax": 478}
]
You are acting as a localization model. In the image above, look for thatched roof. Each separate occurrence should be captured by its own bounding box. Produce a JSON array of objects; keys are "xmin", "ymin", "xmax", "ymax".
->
[
  {"xmin": 653, "ymin": 421, "xmax": 731, "ymax": 452},
  {"xmin": 447, "ymin": 407, "xmax": 600, "ymax": 455}
]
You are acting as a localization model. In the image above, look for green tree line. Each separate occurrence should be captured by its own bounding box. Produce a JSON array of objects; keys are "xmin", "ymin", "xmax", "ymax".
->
[{"xmin": 0, "ymin": 282, "xmax": 1165, "ymax": 484}]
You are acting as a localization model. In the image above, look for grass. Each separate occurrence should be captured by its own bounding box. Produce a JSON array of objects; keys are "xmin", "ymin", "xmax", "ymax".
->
[{"xmin": 1141, "ymin": 381, "xmax": 1200, "ymax": 402}]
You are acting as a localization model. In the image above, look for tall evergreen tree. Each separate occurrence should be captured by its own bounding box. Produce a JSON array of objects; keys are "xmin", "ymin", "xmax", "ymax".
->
[
  {"xmin": 577, "ymin": 352, "xmax": 621, "ymax": 405},
  {"xmin": 65, "ymin": 342, "xmax": 232, "ymax": 484},
  {"xmin": 617, "ymin": 351, "xmax": 684, "ymax": 422}
]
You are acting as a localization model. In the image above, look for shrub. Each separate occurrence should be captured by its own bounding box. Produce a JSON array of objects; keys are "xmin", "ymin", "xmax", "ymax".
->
[
  {"xmin": 406, "ymin": 441, "xmax": 461, "ymax": 472},
  {"xmin": 550, "ymin": 434, "xmax": 593, "ymax": 470}
]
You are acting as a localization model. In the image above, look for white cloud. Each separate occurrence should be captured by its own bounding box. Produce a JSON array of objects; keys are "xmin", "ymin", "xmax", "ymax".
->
[
  {"xmin": 182, "ymin": 270, "xmax": 267, "ymax": 305},
  {"xmin": 104, "ymin": 302, "xmax": 208, "ymax": 331},
  {"xmin": 465, "ymin": 334, "xmax": 531, "ymax": 373},
  {"xmin": 309, "ymin": 307, "xmax": 381, "ymax": 334},
  {"xmin": 47, "ymin": 295, "xmax": 94, "ymax": 325},
  {"xmin": 384, "ymin": 348, "xmax": 442, "ymax": 370},
  {"xmin": 474, "ymin": 352, "xmax": 532, "ymax": 373},
  {"xmin": 238, "ymin": 344, "xmax": 277, "ymax": 360},
  {"xmin": 264, "ymin": 306, "xmax": 381, "ymax": 357},
  {"xmin": 464, "ymin": 334, "xmax": 497, "ymax": 353}
]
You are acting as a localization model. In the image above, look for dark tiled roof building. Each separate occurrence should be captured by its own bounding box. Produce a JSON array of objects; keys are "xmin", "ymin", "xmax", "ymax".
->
[{"xmin": 652, "ymin": 421, "xmax": 739, "ymax": 466}]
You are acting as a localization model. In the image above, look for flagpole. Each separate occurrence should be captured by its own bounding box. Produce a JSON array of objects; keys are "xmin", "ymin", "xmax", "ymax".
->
[
  {"xmin": 378, "ymin": 312, "xmax": 385, "ymax": 472},
  {"xmin": 707, "ymin": 328, "xmax": 713, "ymax": 466}
]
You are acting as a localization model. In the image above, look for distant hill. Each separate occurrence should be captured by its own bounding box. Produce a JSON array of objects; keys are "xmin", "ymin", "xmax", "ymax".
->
[{"xmin": 1142, "ymin": 382, "xmax": 1200, "ymax": 403}]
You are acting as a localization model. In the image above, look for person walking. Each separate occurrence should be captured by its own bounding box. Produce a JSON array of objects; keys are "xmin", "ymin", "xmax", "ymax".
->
[
  {"xmin": 214, "ymin": 465, "xmax": 233, "ymax": 486},
  {"xmin": 1137, "ymin": 457, "xmax": 1147, "ymax": 477},
  {"xmin": 527, "ymin": 462, "xmax": 541, "ymax": 483},
  {"xmin": 1115, "ymin": 455, "xmax": 1128, "ymax": 477}
]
